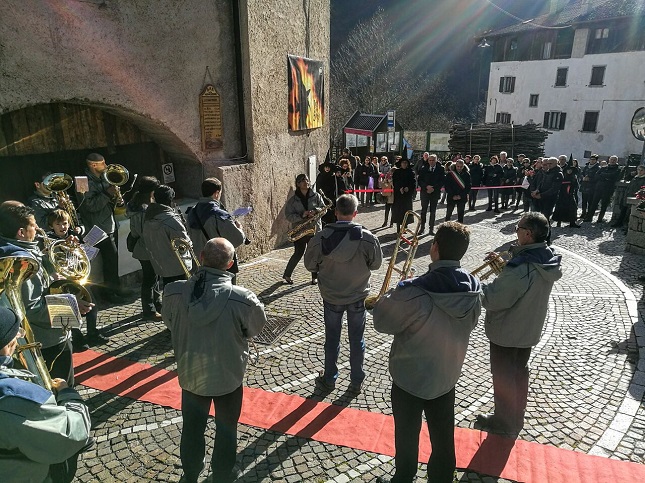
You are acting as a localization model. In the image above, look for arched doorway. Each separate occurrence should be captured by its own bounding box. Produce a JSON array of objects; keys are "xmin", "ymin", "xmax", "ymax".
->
[{"xmin": 0, "ymin": 102, "xmax": 198, "ymax": 203}]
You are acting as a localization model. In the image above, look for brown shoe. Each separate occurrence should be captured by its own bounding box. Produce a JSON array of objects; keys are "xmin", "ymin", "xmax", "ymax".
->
[{"xmin": 145, "ymin": 312, "xmax": 163, "ymax": 322}]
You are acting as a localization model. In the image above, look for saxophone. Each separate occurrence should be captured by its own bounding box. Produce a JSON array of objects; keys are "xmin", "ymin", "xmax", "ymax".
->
[
  {"xmin": 286, "ymin": 190, "xmax": 333, "ymax": 242},
  {"xmin": 0, "ymin": 254, "xmax": 54, "ymax": 390}
]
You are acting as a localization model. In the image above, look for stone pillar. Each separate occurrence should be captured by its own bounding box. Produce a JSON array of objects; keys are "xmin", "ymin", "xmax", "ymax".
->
[
  {"xmin": 625, "ymin": 197, "xmax": 645, "ymax": 254},
  {"xmin": 611, "ymin": 180, "xmax": 629, "ymax": 223}
]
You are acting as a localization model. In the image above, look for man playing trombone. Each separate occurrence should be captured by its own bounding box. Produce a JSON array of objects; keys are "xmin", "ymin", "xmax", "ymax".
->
[{"xmin": 304, "ymin": 194, "xmax": 382, "ymax": 393}]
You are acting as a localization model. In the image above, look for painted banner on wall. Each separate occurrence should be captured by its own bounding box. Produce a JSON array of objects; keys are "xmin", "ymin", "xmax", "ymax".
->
[{"xmin": 288, "ymin": 55, "xmax": 325, "ymax": 131}]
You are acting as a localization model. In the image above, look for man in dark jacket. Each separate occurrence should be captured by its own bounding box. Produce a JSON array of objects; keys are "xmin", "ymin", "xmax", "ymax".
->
[
  {"xmin": 580, "ymin": 154, "xmax": 600, "ymax": 219},
  {"xmin": 484, "ymin": 157, "xmax": 504, "ymax": 212},
  {"xmin": 532, "ymin": 157, "xmax": 563, "ymax": 243},
  {"xmin": 374, "ymin": 222, "xmax": 481, "ymax": 483},
  {"xmin": 444, "ymin": 159, "xmax": 471, "ymax": 223},
  {"xmin": 476, "ymin": 212, "xmax": 562, "ymax": 435},
  {"xmin": 468, "ymin": 155, "xmax": 484, "ymax": 211},
  {"xmin": 587, "ymin": 155, "xmax": 623, "ymax": 223},
  {"xmin": 417, "ymin": 153, "xmax": 445, "ymax": 235}
]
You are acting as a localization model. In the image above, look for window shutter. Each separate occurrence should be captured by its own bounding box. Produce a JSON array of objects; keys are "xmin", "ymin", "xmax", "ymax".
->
[
  {"xmin": 510, "ymin": 77, "xmax": 516, "ymax": 93},
  {"xmin": 496, "ymin": 112, "xmax": 501, "ymax": 123},
  {"xmin": 499, "ymin": 77, "xmax": 504, "ymax": 93},
  {"xmin": 559, "ymin": 112, "xmax": 567, "ymax": 130},
  {"xmin": 543, "ymin": 112, "xmax": 549, "ymax": 127}
]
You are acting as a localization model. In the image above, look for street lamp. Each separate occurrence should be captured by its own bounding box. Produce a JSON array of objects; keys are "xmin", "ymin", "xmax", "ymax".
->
[{"xmin": 477, "ymin": 38, "xmax": 490, "ymax": 122}]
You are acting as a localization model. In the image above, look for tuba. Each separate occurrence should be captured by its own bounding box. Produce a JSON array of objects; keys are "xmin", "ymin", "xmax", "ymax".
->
[
  {"xmin": 37, "ymin": 228, "xmax": 92, "ymax": 304},
  {"xmin": 365, "ymin": 210, "xmax": 421, "ymax": 310},
  {"xmin": 286, "ymin": 190, "xmax": 333, "ymax": 242},
  {"xmin": 0, "ymin": 254, "xmax": 54, "ymax": 390},
  {"xmin": 43, "ymin": 173, "xmax": 80, "ymax": 229},
  {"xmin": 102, "ymin": 164, "xmax": 129, "ymax": 214},
  {"xmin": 471, "ymin": 251, "xmax": 510, "ymax": 280},
  {"xmin": 171, "ymin": 238, "xmax": 200, "ymax": 279}
]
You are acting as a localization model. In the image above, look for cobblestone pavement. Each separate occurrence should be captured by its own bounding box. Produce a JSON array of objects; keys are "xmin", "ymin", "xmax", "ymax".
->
[{"xmin": 74, "ymin": 196, "xmax": 645, "ymax": 482}]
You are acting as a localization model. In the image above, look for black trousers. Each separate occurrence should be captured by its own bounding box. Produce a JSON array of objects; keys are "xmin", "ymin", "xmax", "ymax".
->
[
  {"xmin": 391, "ymin": 383, "xmax": 456, "ymax": 483},
  {"xmin": 490, "ymin": 343, "xmax": 531, "ymax": 432},
  {"xmin": 41, "ymin": 340, "xmax": 74, "ymax": 387},
  {"xmin": 283, "ymin": 235, "xmax": 316, "ymax": 279},
  {"xmin": 468, "ymin": 188, "xmax": 479, "ymax": 210},
  {"xmin": 581, "ymin": 189, "xmax": 594, "ymax": 216},
  {"xmin": 486, "ymin": 188, "xmax": 499, "ymax": 210},
  {"xmin": 139, "ymin": 259, "xmax": 162, "ymax": 314},
  {"xmin": 589, "ymin": 189, "xmax": 613, "ymax": 221},
  {"xmin": 420, "ymin": 191, "xmax": 440, "ymax": 230},
  {"xmin": 180, "ymin": 386, "xmax": 243, "ymax": 483},
  {"xmin": 445, "ymin": 199, "xmax": 466, "ymax": 223},
  {"xmin": 383, "ymin": 203, "xmax": 392, "ymax": 225},
  {"xmin": 96, "ymin": 232, "xmax": 120, "ymax": 294}
]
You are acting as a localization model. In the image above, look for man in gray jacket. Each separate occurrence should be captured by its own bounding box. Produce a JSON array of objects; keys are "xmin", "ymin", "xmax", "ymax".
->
[
  {"xmin": 163, "ymin": 238, "xmax": 267, "ymax": 483},
  {"xmin": 77, "ymin": 153, "xmax": 126, "ymax": 302},
  {"xmin": 304, "ymin": 194, "xmax": 382, "ymax": 392},
  {"xmin": 373, "ymin": 222, "xmax": 482, "ymax": 483},
  {"xmin": 476, "ymin": 212, "xmax": 562, "ymax": 435},
  {"xmin": 0, "ymin": 306, "xmax": 93, "ymax": 483}
]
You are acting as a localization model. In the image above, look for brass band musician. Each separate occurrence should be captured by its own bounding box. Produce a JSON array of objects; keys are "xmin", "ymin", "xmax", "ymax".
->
[{"xmin": 282, "ymin": 174, "xmax": 325, "ymax": 285}]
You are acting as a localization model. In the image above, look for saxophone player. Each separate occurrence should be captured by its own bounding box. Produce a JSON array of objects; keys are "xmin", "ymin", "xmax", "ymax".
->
[{"xmin": 282, "ymin": 174, "xmax": 325, "ymax": 285}]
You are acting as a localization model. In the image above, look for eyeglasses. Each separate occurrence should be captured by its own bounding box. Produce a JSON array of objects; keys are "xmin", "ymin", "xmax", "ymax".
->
[{"xmin": 515, "ymin": 224, "xmax": 530, "ymax": 232}]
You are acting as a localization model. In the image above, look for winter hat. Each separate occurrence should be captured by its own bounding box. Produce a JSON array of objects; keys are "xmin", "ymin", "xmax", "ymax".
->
[{"xmin": 0, "ymin": 307, "xmax": 20, "ymax": 349}]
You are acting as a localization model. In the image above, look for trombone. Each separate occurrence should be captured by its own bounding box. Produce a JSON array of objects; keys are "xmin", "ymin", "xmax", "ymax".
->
[
  {"xmin": 365, "ymin": 210, "xmax": 422, "ymax": 309},
  {"xmin": 171, "ymin": 238, "xmax": 200, "ymax": 278}
]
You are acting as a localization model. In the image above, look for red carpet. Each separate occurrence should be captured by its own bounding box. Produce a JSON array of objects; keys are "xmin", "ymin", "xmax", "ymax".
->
[{"xmin": 74, "ymin": 350, "xmax": 645, "ymax": 482}]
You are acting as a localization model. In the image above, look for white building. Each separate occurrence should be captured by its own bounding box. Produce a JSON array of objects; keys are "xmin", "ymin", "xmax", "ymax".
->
[{"xmin": 483, "ymin": 0, "xmax": 645, "ymax": 163}]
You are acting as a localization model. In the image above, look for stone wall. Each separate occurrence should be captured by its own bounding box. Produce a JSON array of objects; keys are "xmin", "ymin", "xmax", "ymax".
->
[{"xmin": 0, "ymin": 0, "xmax": 331, "ymax": 260}]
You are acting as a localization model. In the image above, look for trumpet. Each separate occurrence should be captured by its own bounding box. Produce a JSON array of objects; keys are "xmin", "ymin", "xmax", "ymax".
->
[
  {"xmin": 171, "ymin": 238, "xmax": 200, "ymax": 279},
  {"xmin": 471, "ymin": 251, "xmax": 510, "ymax": 280},
  {"xmin": 365, "ymin": 210, "xmax": 421, "ymax": 309},
  {"xmin": 43, "ymin": 173, "xmax": 80, "ymax": 229}
]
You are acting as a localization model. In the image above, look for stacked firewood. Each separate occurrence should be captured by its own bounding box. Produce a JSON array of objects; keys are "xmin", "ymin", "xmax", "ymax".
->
[{"xmin": 448, "ymin": 122, "xmax": 549, "ymax": 160}]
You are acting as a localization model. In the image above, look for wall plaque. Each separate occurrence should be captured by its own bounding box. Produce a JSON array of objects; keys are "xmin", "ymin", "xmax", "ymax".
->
[{"xmin": 199, "ymin": 85, "xmax": 223, "ymax": 151}]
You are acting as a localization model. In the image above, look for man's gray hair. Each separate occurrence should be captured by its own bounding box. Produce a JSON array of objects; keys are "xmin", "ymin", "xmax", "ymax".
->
[
  {"xmin": 202, "ymin": 238, "xmax": 235, "ymax": 270},
  {"xmin": 336, "ymin": 194, "xmax": 358, "ymax": 216},
  {"xmin": 520, "ymin": 212, "xmax": 549, "ymax": 243}
]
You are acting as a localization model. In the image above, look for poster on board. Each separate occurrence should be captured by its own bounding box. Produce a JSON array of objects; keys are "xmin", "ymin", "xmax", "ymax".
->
[{"xmin": 288, "ymin": 55, "xmax": 325, "ymax": 131}]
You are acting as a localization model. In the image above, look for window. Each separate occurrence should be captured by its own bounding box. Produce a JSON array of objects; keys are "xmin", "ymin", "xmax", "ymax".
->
[
  {"xmin": 508, "ymin": 38, "xmax": 518, "ymax": 61},
  {"xmin": 589, "ymin": 66, "xmax": 606, "ymax": 86},
  {"xmin": 499, "ymin": 76, "xmax": 516, "ymax": 93},
  {"xmin": 496, "ymin": 112, "xmax": 512, "ymax": 124},
  {"xmin": 595, "ymin": 28, "xmax": 609, "ymax": 39},
  {"xmin": 542, "ymin": 41, "xmax": 552, "ymax": 59},
  {"xmin": 543, "ymin": 111, "xmax": 567, "ymax": 130},
  {"xmin": 582, "ymin": 111, "xmax": 599, "ymax": 132},
  {"xmin": 529, "ymin": 94, "xmax": 539, "ymax": 107},
  {"xmin": 555, "ymin": 67, "xmax": 568, "ymax": 87},
  {"xmin": 587, "ymin": 26, "xmax": 612, "ymax": 54}
]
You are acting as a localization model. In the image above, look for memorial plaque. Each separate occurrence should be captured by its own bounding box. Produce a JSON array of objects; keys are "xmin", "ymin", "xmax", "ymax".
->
[{"xmin": 200, "ymin": 85, "xmax": 223, "ymax": 151}]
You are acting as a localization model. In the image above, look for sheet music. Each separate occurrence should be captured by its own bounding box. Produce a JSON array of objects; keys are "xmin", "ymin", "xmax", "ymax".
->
[
  {"xmin": 45, "ymin": 294, "xmax": 83, "ymax": 329},
  {"xmin": 231, "ymin": 206, "xmax": 253, "ymax": 217},
  {"xmin": 83, "ymin": 225, "xmax": 108, "ymax": 247},
  {"xmin": 81, "ymin": 245, "xmax": 100, "ymax": 261}
]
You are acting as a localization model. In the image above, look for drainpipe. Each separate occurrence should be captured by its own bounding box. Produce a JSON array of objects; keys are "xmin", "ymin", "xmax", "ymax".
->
[{"xmin": 232, "ymin": 0, "xmax": 248, "ymax": 158}]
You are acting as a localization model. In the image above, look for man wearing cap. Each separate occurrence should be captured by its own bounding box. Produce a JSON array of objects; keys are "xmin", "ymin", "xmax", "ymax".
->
[
  {"xmin": 77, "ymin": 153, "xmax": 128, "ymax": 303},
  {"xmin": 0, "ymin": 306, "xmax": 93, "ymax": 482}
]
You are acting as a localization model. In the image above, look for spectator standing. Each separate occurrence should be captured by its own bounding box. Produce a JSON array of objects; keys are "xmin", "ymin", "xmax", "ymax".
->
[
  {"xmin": 587, "ymin": 155, "xmax": 623, "ymax": 223},
  {"xmin": 416, "ymin": 153, "xmax": 444, "ymax": 235},
  {"xmin": 580, "ymin": 155, "xmax": 600, "ymax": 220},
  {"xmin": 444, "ymin": 159, "xmax": 471, "ymax": 223},
  {"xmin": 484, "ymin": 156, "xmax": 503, "ymax": 213},
  {"xmin": 391, "ymin": 158, "xmax": 417, "ymax": 234},
  {"xmin": 468, "ymin": 155, "xmax": 484, "ymax": 211}
]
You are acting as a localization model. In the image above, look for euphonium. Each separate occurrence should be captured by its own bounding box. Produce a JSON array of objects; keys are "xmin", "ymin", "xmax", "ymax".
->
[
  {"xmin": 286, "ymin": 190, "xmax": 333, "ymax": 242},
  {"xmin": 171, "ymin": 238, "xmax": 199, "ymax": 279},
  {"xmin": 365, "ymin": 210, "xmax": 421, "ymax": 310},
  {"xmin": 43, "ymin": 173, "xmax": 81, "ymax": 229},
  {"xmin": 0, "ymin": 255, "xmax": 54, "ymax": 390},
  {"xmin": 471, "ymin": 251, "xmax": 510, "ymax": 280},
  {"xmin": 36, "ymin": 228, "xmax": 92, "ymax": 303},
  {"xmin": 102, "ymin": 164, "xmax": 129, "ymax": 213}
]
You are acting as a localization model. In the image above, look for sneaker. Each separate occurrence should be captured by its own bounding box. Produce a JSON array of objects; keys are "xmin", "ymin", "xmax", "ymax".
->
[
  {"xmin": 315, "ymin": 372, "xmax": 335, "ymax": 391},
  {"xmin": 144, "ymin": 311, "xmax": 163, "ymax": 322}
]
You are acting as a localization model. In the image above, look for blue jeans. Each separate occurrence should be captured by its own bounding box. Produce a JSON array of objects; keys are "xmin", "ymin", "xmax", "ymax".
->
[{"xmin": 322, "ymin": 299, "xmax": 366, "ymax": 385}]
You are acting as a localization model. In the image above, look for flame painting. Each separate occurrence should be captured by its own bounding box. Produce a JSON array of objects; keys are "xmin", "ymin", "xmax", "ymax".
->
[{"xmin": 288, "ymin": 55, "xmax": 325, "ymax": 131}]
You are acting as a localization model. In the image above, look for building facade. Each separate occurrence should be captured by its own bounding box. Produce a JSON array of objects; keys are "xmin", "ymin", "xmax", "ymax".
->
[
  {"xmin": 0, "ymin": 0, "xmax": 330, "ymax": 264},
  {"xmin": 483, "ymin": 0, "xmax": 645, "ymax": 162}
]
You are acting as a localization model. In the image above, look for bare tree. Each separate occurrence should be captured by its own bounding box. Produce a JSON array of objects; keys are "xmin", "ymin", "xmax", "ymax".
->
[{"xmin": 330, "ymin": 8, "xmax": 464, "ymax": 140}]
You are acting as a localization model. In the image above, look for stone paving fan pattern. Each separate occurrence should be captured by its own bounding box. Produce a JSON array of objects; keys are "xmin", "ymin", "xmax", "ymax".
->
[{"xmin": 72, "ymin": 199, "xmax": 645, "ymax": 482}]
